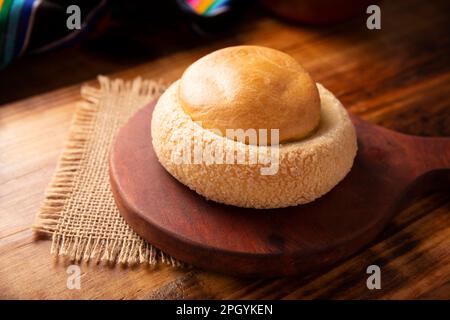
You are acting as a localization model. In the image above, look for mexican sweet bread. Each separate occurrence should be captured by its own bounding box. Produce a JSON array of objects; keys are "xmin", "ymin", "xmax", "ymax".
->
[{"xmin": 151, "ymin": 45, "xmax": 357, "ymax": 209}]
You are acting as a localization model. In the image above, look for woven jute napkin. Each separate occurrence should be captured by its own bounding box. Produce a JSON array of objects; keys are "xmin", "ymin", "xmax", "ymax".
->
[{"xmin": 33, "ymin": 76, "xmax": 181, "ymax": 266}]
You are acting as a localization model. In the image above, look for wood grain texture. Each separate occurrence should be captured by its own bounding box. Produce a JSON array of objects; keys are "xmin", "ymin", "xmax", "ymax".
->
[
  {"xmin": 0, "ymin": 0, "xmax": 449, "ymax": 299},
  {"xmin": 110, "ymin": 102, "xmax": 449, "ymax": 277}
]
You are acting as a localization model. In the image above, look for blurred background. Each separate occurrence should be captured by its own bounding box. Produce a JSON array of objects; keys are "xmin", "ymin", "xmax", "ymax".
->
[
  {"xmin": 0, "ymin": 0, "xmax": 379, "ymax": 104},
  {"xmin": 0, "ymin": 0, "xmax": 449, "ymax": 138}
]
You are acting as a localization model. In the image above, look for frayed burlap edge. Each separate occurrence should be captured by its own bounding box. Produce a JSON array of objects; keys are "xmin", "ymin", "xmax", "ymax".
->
[{"xmin": 32, "ymin": 76, "xmax": 183, "ymax": 267}]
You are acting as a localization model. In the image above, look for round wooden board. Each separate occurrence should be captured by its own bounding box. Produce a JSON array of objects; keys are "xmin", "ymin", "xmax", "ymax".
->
[{"xmin": 109, "ymin": 101, "xmax": 450, "ymax": 277}]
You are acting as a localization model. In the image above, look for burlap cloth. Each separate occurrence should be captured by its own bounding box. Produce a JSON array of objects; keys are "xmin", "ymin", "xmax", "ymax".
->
[{"xmin": 33, "ymin": 76, "xmax": 181, "ymax": 266}]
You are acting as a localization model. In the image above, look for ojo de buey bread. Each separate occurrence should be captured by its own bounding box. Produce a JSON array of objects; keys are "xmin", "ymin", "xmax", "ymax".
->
[
  {"xmin": 179, "ymin": 46, "xmax": 321, "ymax": 144},
  {"xmin": 151, "ymin": 46, "xmax": 357, "ymax": 209}
]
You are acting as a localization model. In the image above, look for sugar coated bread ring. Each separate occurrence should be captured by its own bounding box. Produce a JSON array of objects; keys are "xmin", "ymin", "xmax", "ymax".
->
[
  {"xmin": 151, "ymin": 46, "xmax": 357, "ymax": 208},
  {"xmin": 151, "ymin": 46, "xmax": 357, "ymax": 209}
]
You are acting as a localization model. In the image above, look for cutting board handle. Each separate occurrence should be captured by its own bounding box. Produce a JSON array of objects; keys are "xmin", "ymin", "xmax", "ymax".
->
[
  {"xmin": 351, "ymin": 114, "xmax": 449, "ymax": 194},
  {"xmin": 409, "ymin": 135, "xmax": 450, "ymax": 176}
]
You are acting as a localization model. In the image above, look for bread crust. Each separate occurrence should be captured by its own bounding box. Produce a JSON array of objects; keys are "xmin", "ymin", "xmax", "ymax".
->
[
  {"xmin": 151, "ymin": 81, "xmax": 357, "ymax": 209},
  {"xmin": 178, "ymin": 46, "xmax": 321, "ymax": 144}
]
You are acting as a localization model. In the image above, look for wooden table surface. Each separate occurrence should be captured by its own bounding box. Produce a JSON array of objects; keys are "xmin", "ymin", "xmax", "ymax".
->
[{"xmin": 1, "ymin": 0, "xmax": 449, "ymax": 299}]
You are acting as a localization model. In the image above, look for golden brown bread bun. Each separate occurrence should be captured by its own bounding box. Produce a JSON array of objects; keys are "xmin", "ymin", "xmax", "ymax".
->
[
  {"xmin": 179, "ymin": 46, "xmax": 321, "ymax": 144},
  {"xmin": 151, "ymin": 46, "xmax": 357, "ymax": 209},
  {"xmin": 152, "ymin": 82, "xmax": 357, "ymax": 209}
]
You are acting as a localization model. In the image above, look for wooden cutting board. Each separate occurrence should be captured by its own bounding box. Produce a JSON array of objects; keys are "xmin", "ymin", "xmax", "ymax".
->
[{"xmin": 109, "ymin": 101, "xmax": 450, "ymax": 277}]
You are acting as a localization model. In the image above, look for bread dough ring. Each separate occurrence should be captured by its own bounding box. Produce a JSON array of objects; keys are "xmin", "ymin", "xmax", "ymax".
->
[{"xmin": 151, "ymin": 81, "xmax": 357, "ymax": 209}]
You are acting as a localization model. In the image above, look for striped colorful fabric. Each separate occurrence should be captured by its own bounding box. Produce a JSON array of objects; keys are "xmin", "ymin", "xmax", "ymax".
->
[
  {"xmin": 186, "ymin": 0, "xmax": 231, "ymax": 16},
  {"xmin": 0, "ymin": 0, "xmax": 107, "ymax": 69},
  {"xmin": 14, "ymin": 0, "xmax": 35, "ymax": 57},
  {"xmin": 0, "ymin": 0, "xmax": 38, "ymax": 68}
]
